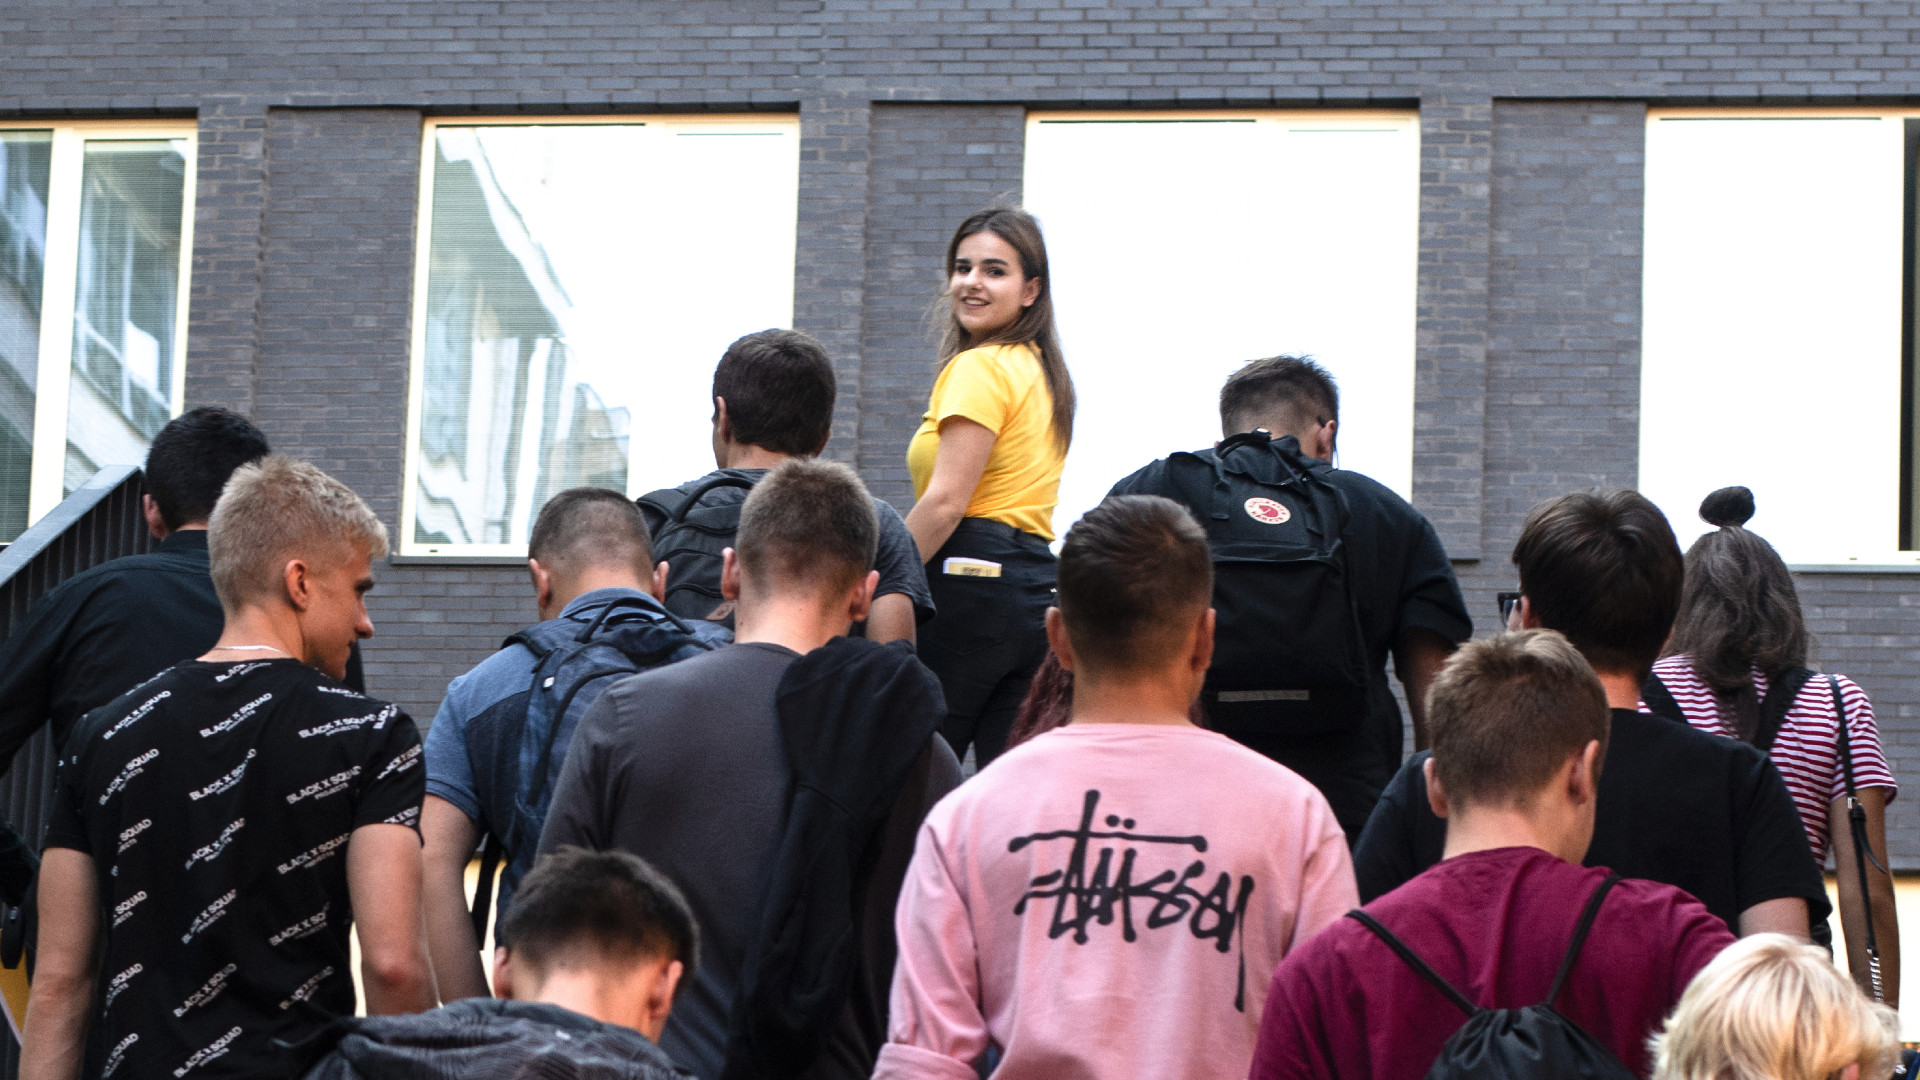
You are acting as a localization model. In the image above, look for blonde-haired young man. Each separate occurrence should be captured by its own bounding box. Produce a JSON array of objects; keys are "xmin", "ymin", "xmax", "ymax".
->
[{"xmin": 23, "ymin": 456, "xmax": 433, "ymax": 1080}]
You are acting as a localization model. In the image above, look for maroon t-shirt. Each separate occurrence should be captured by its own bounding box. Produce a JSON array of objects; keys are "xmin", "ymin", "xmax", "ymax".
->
[{"xmin": 1250, "ymin": 846, "xmax": 1736, "ymax": 1079}]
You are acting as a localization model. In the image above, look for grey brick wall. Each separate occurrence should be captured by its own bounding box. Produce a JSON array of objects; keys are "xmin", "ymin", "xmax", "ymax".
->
[
  {"xmin": 6, "ymin": 0, "xmax": 1920, "ymax": 857},
  {"xmin": 859, "ymin": 104, "xmax": 1027, "ymax": 513}
]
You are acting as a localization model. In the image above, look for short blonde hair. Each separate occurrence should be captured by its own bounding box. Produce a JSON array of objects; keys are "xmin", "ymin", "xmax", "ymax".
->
[
  {"xmin": 1651, "ymin": 934, "xmax": 1898, "ymax": 1080},
  {"xmin": 207, "ymin": 455, "xmax": 389, "ymax": 612}
]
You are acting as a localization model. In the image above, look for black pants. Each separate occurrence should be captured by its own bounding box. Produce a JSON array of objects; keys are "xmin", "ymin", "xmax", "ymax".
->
[
  {"xmin": 1228, "ymin": 705, "xmax": 1399, "ymax": 846},
  {"xmin": 919, "ymin": 518, "xmax": 1055, "ymax": 768}
]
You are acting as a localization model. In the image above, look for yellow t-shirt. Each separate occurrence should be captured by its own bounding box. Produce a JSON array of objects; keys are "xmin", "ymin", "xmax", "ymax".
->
[{"xmin": 907, "ymin": 342, "xmax": 1066, "ymax": 541}]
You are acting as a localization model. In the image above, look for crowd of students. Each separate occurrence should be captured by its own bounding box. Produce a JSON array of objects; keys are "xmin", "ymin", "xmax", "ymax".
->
[{"xmin": 0, "ymin": 205, "xmax": 1903, "ymax": 1080}]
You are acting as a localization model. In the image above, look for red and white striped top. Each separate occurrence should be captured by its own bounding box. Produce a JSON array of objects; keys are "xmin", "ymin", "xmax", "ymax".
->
[{"xmin": 1642, "ymin": 656, "xmax": 1898, "ymax": 859}]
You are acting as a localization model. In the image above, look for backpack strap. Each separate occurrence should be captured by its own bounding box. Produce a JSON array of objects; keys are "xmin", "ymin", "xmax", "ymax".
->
[
  {"xmin": 1347, "ymin": 909, "xmax": 1481, "ymax": 1018},
  {"xmin": 468, "ymin": 833, "xmax": 503, "ymax": 943},
  {"xmin": 665, "ymin": 474, "xmax": 758, "ymax": 525},
  {"xmin": 1751, "ymin": 667, "xmax": 1816, "ymax": 753},
  {"xmin": 1640, "ymin": 673, "xmax": 1686, "ymax": 724},
  {"xmin": 1546, "ymin": 874, "xmax": 1622, "ymax": 1007}
]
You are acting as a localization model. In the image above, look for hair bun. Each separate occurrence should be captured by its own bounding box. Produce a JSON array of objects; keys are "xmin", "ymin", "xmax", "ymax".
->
[{"xmin": 1700, "ymin": 486, "xmax": 1755, "ymax": 528}]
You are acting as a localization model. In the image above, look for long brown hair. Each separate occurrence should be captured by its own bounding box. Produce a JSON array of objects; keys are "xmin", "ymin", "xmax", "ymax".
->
[
  {"xmin": 1664, "ymin": 486, "xmax": 1809, "ymax": 741},
  {"xmin": 937, "ymin": 207, "xmax": 1075, "ymax": 451}
]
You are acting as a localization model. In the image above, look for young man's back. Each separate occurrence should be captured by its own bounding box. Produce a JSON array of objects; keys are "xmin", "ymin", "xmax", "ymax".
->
[
  {"xmin": 877, "ymin": 723, "xmax": 1354, "ymax": 1080},
  {"xmin": 1253, "ymin": 846, "xmax": 1734, "ymax": 1079},
  {"xmin": 540, "ymin": 641, "xmax": 960, "ymax": 1079},
  {"xmin": 46, "ymin": 659, "xmax": 422, "ymax": 1078}
]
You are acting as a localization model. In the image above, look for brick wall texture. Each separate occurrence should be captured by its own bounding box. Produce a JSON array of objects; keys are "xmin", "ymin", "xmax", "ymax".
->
[{"xmin": 7, "ymin": 0, "xmax": 1920, "ymax": 858}]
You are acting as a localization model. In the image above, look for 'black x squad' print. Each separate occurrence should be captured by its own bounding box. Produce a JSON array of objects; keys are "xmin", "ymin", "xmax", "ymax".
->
[{"xmin": 45, "ymin": 658, "xmax": 424, "ymax": 1079}]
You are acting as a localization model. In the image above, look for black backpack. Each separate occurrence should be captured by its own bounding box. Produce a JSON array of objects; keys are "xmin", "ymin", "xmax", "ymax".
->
[
  {"xmin": 1348, "ymin": 875, "xmax": 1636, "ymax": 1080},
  {"xmin": 463, "ymin": 595, "xmax": 728, "ymax": 937},
  {"xmin": 1173, "ymin": 431, "xmax": 1371, "ymax": 736},
  {"xmin": 637, "ymin": 473, "xmax": 759, "ymax": 625}
]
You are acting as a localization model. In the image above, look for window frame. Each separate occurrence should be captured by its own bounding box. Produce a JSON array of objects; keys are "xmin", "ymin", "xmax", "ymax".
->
[
  {"xmin": 1641, "ymin": 107, "xmax": 1920, "ymax": 569},
  {"xmin": 399, "ymin": 113, "xmax": 801, "ymax": 560},
  {"xmin": 2, "ymin": 119, "xmax": 197, "ymax": 526}
]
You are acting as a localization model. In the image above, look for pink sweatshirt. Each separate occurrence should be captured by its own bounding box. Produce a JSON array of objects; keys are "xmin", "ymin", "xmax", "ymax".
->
[{"xmin": 873, "ymin": 723, "xmax": 1357, "ymax": 1080}]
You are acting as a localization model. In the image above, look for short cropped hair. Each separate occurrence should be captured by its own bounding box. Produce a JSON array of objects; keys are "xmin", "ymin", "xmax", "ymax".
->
[
  {"xmin": 1219, "ymin": 355, "xmax": 1339, "ymax": 439},
  {"xmin": 1651, "ymin": 934, "xmax": 1899, "ymax": 1080},
  {"xmin": 207, "ymin": 456, "xmax": 389, "ymax": 612},
  {"xmin": 1057, "ymin": 495, "xmax": 1213, "ymax": 672},
  {"xmin": 1427, "ymin": 630, "xmax": 1610, "ymax": 810},
  {"xmin": 145, "ymin": 407, "xmax": 271, "ymax": 530},
  {"xmin": 713, "ymin": 329, "xmax": 836, "ymax": 456},
  {"xmin": 1512, "ymin": 490, "xmax": 1684, "ymax": 678},
  {"xmin": 500, "ymin": 847, "xmax": 699, "ymax": 990},
  {"xmin": 528, "ymin": 488, "xmax": 652, "ymax": 580},
  {"xmin": 735, "ymin": 458, "xmax": 877, "ymax": 595}
]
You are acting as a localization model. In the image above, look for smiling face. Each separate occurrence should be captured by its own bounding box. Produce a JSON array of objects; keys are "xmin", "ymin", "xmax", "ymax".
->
[{"xmin": 949, "ymin": 229, "xmax": 1041, "ymax": 341}]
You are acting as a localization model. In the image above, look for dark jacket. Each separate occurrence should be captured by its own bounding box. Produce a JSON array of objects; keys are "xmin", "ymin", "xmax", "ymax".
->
[
  {"xmin": 720, "ymin": 637, "xmax": 949, "ymax": 1080},
  {"xmin": 301, "ymin": 999, "xmax": 690, "ymax": 1080}
]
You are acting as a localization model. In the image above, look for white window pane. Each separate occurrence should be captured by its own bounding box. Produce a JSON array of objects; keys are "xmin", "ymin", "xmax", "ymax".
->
[
  {"xmin": 0, "ymin": 132, "xmax": 50, "ymax": 541},
  {"xmin": 1024, "ymin": 114, "xmax": 1419, "ymax": 540},
  {"xmin": 64, "ymin": 139, "xmax": 188, "ymax": 497},
  {"xmin": 1641, "ymin": 117, "xmax": 1907, "ymax": 564},
  {"xmin": 408, "ymin": 121, "xmax": 799, "ymax": 553}
]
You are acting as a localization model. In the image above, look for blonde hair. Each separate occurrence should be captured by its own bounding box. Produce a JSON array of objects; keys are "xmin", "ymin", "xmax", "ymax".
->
[
  {"xmin": 1651, "ymin": 934, "xmax": 1898, "ymax": 1080},
  {"xmin": 207, "ymin": 455, "xmax": 389, "ymax": 612}
]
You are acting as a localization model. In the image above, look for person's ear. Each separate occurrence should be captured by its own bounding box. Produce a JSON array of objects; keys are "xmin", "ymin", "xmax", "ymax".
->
[
  {"xmin": 847, "ymin": 570, "xmax": 878, "ymax": 625},
  {"xmin": 283, "ymin": 558, "xmax": 313, "ymax": 613},
  {"xmin": 1517, "ymin": 595, "xmax": 1543, "ymax": 630},
  {"xmin": 1190, "ymin": 607, "xmax": 1216, "ymax": 677},
  {"xmin": 491, "ymin": 947, "xmax": 516, "ymax": 1000},
  {"xmin": 1044, "ymin": 607, "xmax": 1075, "ymax": 673},
  {"xmin": 713, "ymin": 396, "xmax": 731, "ymax": 440},
  {"xmin": 1317, "ymin": 419, "xmax": 1337, "ymax": 460},
  {"xmin": 1569, "ymin": 740, "xmax": 1602, "ymax": 806},
  {"xmin": 651, "ymin": 560, "xmax": 670, "ymax": 603},
  {"xmin": 640, "ymin": 959, "xmax": 684, "ymax": 1041},
  {"xmin": 528, "ymin": 558, "xmax": 554, "ymax": 613},
  {"xmin": 720, "ymin": 548, "xmax": 741, "ymax": 602},
  {"xmin": 1020, "ymin": 274, "xmax": 1041, "ymax": 309},
  {"xmin": 141, "ymin": 494, "xmax": 170, "ymax": 541},
  {"xmin": 1424, "ymin": 756, "xmax": 1450, "ymax": 820}
]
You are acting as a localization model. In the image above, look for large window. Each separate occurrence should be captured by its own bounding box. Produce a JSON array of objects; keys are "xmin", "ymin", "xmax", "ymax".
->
[
  {"xmin": 1641, "ymin": 110, "xmax": 1920, "ymax": 566},
  {"xmin": 402, "ymin": 116, "xmax": 800, "ymax": 557},
  {"xmin": 1023, "ymin": 111, "xmax": 1420, "ymax": 536},
  {"xmin": 0, "ymin": 122, "xmax": 194, "ymax": 542}
]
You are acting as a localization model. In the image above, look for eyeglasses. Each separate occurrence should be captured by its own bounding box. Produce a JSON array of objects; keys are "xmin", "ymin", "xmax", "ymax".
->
[{"xmin": 1497, "ymin": 592, "xmax": 1522, "ymax": 624}]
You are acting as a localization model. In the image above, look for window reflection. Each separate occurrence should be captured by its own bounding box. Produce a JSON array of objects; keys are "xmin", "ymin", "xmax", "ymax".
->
[
  {"xmin": 413, "ymin": 127, "xmax": 634, "ymax": 547},
  {"xmin": 65, "ymin": 140, "xmax": 186, "ymax": 497},
  {"xmin": 0, "ymin": 132, "xmax": 50, "ymax": 541}
]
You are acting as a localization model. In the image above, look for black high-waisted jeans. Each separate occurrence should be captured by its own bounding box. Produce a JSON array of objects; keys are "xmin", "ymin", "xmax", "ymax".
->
[{"xmin": 918, "ymin": 517, "xmax": 1056, "ymax": 768}]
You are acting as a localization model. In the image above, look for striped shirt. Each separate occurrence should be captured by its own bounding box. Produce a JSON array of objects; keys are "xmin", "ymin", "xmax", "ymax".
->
[{"xmin": 1643, "ymin": 656, "xmax": 1897, "ymax": 859}]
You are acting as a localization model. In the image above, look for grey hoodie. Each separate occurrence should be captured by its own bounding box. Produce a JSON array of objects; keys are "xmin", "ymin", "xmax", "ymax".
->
[{"xmin": 301, "ymin": 998, "xmax": 691, "ymax": 1080}]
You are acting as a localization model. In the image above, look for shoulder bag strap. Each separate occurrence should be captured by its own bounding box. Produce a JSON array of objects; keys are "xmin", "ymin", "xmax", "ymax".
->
[
  {"xmin": 1346, "ymin": 909, "xmax": 1480, "ymax": 1018},
  {"xmin": 1830, "ymin": 675, "xmax": 1889, "ymax": 1000},
  {"xmin": 1640, "ymin": 673, "xmax": 1686, "ymax": 724},
  {"xmin": 1751, "ymin": 667, "xmax": 1816, "ymax": 754},
  {"xmin": 1546, "ymin": 874, "xmax": 1622, "ymax": 1007}
]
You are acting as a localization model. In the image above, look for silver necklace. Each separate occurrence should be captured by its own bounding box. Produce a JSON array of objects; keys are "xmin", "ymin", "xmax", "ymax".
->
[{"xmin": 209, "ymin": 645, "xmax": 288, "ymax": 654}]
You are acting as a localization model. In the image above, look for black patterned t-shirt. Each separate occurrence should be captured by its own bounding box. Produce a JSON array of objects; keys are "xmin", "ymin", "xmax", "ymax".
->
[{"xmin": 44, "ymin": 658, "xmax": 423, "ymax": 1080}]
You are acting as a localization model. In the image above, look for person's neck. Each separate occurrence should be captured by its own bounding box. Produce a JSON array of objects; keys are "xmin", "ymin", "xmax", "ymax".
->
[
  {"xmin": 717, "ymin": 443, "xmax": 791, "ymax": 471},
  {"xmin": 206, "ymin": 605, "xmax": 303, "ymax": 663},
  {"xmin": 1441, "ymin": 803, "xmax": 1584, "ymax": 865},
  {"xmin": 733, "ymin": 593, "xmax": 848, "ymax": 655},
  {"xmin": 523, "ymin": 969, "xmax": 659, "ymax": 1042},
  {"xmin": 1595, "ymin": 670, "xmax": 1642, "ymax": 711},
  {"xmin": 1068, "ymin": 669, "xmax": 1196, "ymax": 728},
  {"xmin": 544, "ymin": 569, "xmax": 650, "ymax": 621}
]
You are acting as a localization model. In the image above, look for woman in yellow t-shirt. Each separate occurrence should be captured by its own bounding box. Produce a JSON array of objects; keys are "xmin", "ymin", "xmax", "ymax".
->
[{"xmin": 904, "ymin": 207, "xmax": 1074, "ymax": 767}]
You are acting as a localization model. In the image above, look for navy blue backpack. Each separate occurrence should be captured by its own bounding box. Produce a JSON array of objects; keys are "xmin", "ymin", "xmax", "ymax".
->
[{"xmin": 464, "ymin": 595, "xmax": 728, "ymax": 936}]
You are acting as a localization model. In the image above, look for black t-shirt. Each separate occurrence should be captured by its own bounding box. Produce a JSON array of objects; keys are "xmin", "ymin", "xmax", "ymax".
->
[
  {"xmin": 45, "ymin": 659, "xmax": 423, "ymax": 1080},
  {"xmin": 1108, "ymin": 442, "xmax": 1471, "ymax": 820},
  {"xmin": 639, "ymin": 468, "xmax": 935, "ymax": 626},
  {"xmin": 1351, "ymin": 708, "xmax": 1832, "ymax": 933}
]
